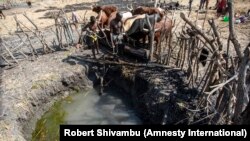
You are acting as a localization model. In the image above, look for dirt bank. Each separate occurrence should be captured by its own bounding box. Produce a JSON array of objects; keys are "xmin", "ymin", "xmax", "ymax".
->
[
  {"xmin": 105, "ymin": 66, "xmax": 198, "ymax": 124},
  {"xmin": 0, "ymin": 48, "xmax": 93, "ymax": 141},
  {"xmin": 0, "ymin": 46, "xmax": 204, "ymax": 141}
]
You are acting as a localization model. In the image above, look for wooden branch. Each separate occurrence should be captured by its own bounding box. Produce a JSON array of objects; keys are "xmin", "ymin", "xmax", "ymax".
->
[
  {"xmin": 147, "ymin": 14, "xmax": 155, "ymax": 61},
  {"xmin": 68, "ymin": 55, "xmax": 180, "ymax": 70},
  {"xmin": 1, "ymin": 55, "xmax": 13, "ymax": 65},
  {"xmin": 180, "ymin": 12, "xmax": 216, "ymax": 51},
  {"xmin": 202, "ymin": 10, "xmax": 208, "ymax": 30},
  {"xmin": 23, "ymin": 12, "xmax": 38, "ymax": 30},
  {"xmin": 228, "ymin": 0, "xmax": 243, "ymax": 60},
  {"xmin": 205, "ymin": 73, "xmax": 238, "ymax": 95},
  {"xmin": 208, "ymin": 19, "xmax": 223, "ymax": 51},
  {"xmin": 1, "ymin": 42, "xmax": 18, "ymax": 63},
  {"xmin": 16, "ymin": 33, "xmax": 37, "ymax": 56},
  {"xmin": 234, "ymin": 44, "xmax": 250, "ymax": 123}
]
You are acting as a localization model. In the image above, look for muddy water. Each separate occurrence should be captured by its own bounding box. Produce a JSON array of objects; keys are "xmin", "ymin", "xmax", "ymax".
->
[
  {"xmin": 32, "ymin": 88, "xmax": 141, "ymax": 140},
  {"xmin": 64, "ymin": 88, "xmax": 141, "ymax": 125}
]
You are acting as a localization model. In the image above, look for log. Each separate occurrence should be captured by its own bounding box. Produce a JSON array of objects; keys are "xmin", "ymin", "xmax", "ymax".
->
[
  {"xmin": 124, "ymin": 45, "xmax": 149, "ymax": 59},
  {"xmin": 68, "ymin": 55, "xmax": 179, "ymax": 70}
]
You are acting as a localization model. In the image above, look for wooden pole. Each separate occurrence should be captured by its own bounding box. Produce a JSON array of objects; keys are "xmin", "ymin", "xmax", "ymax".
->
[
  {"xmin": 234, "ymin": 45, "xmax": 250, "ymax": 123},
  {"xmin": 149, "ymin": 14, "xmax": 156, "ymax": 61},
  {"xmin": 228, "ymin": 0, "xmax": 243, "ymax": 60}
]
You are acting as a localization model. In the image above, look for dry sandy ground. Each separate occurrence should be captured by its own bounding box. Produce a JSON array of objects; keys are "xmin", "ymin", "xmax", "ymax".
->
[
  {"xmin": 0, "ymin": 0, "xmax": 98, "ymax": 35},
  {"xmin": 0, "ymin": 0, "xmax": 249, "ymax": 53},
  {"xmin": 0, "ymin": 0, "xmax": 249, "ymax": 33}
]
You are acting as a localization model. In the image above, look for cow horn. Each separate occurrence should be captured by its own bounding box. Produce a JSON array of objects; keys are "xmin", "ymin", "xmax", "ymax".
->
[
  {"xmin": 90, "ymin": 4, "xmax": 93, "ymax": 9},
  {"xmin": 143, "ymin": 28, "xmax": 149, "ymax": 32},
  {"xmin": 127, "ymin": 4, "xmax": 133, "ymax": 11},
  {"xmin": 154, "ymin": 28, "xmax": 161, "ymax": 32},
  {"xmin": 127, "ymin": 5, "xmax": 132, "ymax": 11},
  {"xmin": 142, "ymin": 28, "xmax": 161, "ymax": 32}
]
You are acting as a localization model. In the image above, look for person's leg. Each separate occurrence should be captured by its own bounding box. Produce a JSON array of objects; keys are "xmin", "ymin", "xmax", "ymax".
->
[
  {"xmin": 205, "ymin": 0, "xmax": 209, "ymax": 9},
  {"xmin": 189, "ymin": 0, "xmax": 193, "ymax": 11},
  {"xmin": 201, "ymin": 0, "xmax": 205, "ymax": 9},
  {"xmin": 95, "ymin": 40, "xmax": 99, "ymax": 54},
  {"xmin": 199, "ymin": 0, "xmax": 203, "ymax": 10},
  {"xmin": 199, "ymin": 0, "xmax": 204, "ymax": 10},
  {"xmin": 91, "ymin": 45, "xmax": 96, "ymax": 59}
]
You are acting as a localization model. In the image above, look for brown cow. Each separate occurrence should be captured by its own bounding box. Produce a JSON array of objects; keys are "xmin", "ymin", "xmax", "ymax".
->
[
  {"xmin": 127, "ymin": 5, "xmax": 165, "ymax": 18},
  {"xmin": 154, "ymin": 17, "xmax": 173, "ymax": 52},
  {"xmin": 92, "ymin": 5, "xmax": 118, "ymax": 28},
  {"xmin": 96, "ymin": 10, "xmax": 109, "ymax": 28},
  {"xmin": 92, "ymin": 5, "xmax": 118, "ymax": 17}
]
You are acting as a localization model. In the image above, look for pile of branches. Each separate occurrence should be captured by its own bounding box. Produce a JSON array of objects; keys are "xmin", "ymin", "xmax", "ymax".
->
[
  {"xmin": 172, "ymin": 1, "xmax": 250, "ymax": 124},
  {"xmin": 0, "ymin": 9, "xmax": 82, "ymax": 66}
]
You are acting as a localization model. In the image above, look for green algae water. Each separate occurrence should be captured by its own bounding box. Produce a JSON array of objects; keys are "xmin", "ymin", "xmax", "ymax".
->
[{"xmin": 32, "ymin": 88, "xmax": 141, "ymax": 141}]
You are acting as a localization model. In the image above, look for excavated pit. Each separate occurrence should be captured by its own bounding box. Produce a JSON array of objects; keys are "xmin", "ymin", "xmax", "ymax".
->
[{"xmin": 0, "ymin": 50, "xmax": 199, "ymax": 141}]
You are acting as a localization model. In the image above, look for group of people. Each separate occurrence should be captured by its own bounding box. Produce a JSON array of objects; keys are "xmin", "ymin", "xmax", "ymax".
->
[
  {"xmin": 188, "ymin": 0, "xmax": 228, "ymax": 16},
  {"xmin": 78, "ymin": 12, "xmax": 124, "ymax": 59}
]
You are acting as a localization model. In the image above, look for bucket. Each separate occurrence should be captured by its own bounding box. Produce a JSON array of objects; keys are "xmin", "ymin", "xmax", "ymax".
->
[{"xmin": 223, "ymin": 16, "xmax": 229, "ymax": 22}]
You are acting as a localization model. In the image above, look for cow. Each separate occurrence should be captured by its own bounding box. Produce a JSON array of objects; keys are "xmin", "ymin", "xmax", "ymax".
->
[
  {"xmin": 96, "ymin": 10, "xmax": 109, "ymax": 28},
  {"xmin": 92, "ymin": 5, "xmax": 118, "ymax": 17},
  {"xmin": 107, "ymin": 11, "xmax": 133, "ymax": 28},
  {"xmin": 153, "ymin": 17, "xmax": 173, "ymax": 52},
  {"xmin": 0, "ymin": 10, "xmax": 5, "ymax": 19},
  {"xmin": 124, "ymin": 14, "xmax": 173, "ymax": 53},
  {"xmin": 127, "ymin": 5, "xmax": 165, "ymax": 18},
  {"xmin": 92, "ymin": 5, "xmax": 118, "ymax": 28}
]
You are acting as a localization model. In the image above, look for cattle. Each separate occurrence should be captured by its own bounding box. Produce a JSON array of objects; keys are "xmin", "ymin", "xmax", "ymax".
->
[
  {"xmin": 96, "ymin": 10, "xmax": 109, "ymax": 28},
  {"xmin": 0, "ymin": 10, "xmax": 5, "ymax": 19},
  {"xmin": 127, "ymin": 5, "xmax": 164, "ymax": 18},
  {"xmin": 123, "ymin": 14, "xmax": 146, "ymax": 33},
  {"xmin": 125, "ymin": 14, "xmax": 162, "ymax": 36},
  {"xmin": 107, "ymin": 11, "xmax": 133, "ymax": 28},
  {"xmin": 92, "ymin": 5, "xmax": 118, "ymax": 28},
  {"xmin": 153, "ymin": 17, "xmax": 173, "ymax": 51},
  {"xmin": 92, "ymin": 5, "xmax": 118, "ymax": 17},
  {"xmin": 124, "ymin": 14, "xmax": 173, "ymax": 52}
]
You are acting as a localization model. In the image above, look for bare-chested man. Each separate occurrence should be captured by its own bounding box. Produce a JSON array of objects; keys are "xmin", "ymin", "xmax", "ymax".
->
[
  {"xmin": 110, "ymin": 12, "xmax": 124, "ymax": 55},
  {"xmin": 80, "ymin": 16, "xmax": 100, "ymax": 59}
]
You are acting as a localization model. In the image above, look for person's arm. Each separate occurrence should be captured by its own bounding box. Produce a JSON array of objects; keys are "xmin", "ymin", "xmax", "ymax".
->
[
  {"xmin": 77, "ymin": 23, "xmax": 88, "ymax": 44},
  {"xmin": 82, "ymin": 23, "xmax": 89, "ymax": 32}
]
